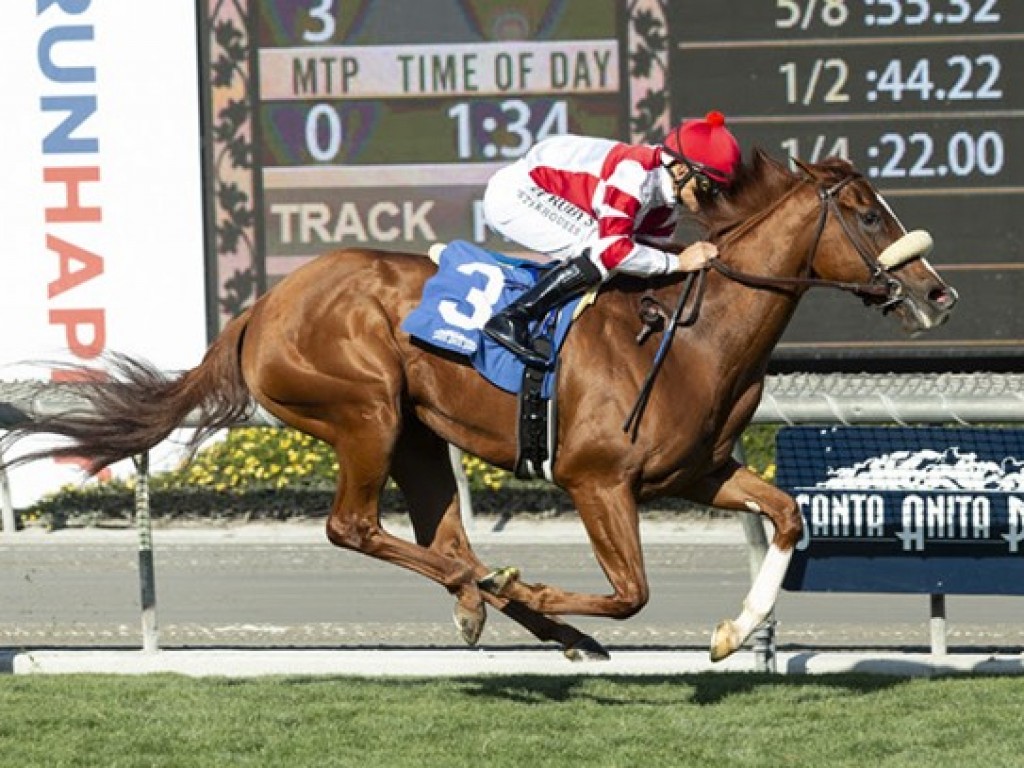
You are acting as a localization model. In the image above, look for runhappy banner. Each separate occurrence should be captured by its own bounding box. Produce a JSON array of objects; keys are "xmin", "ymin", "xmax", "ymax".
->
[{"xmin": 0, "ymin": 2, "xmax": 206, "ymax": 505}]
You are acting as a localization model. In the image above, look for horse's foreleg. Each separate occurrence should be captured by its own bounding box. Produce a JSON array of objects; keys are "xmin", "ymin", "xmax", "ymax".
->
[{"xmin": 690, "ymin": 460, "xmax": 801, "ymax": 661}]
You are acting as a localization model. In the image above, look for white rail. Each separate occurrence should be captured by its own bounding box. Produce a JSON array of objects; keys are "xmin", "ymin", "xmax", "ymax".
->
[{"xmin": 755, "ymin": 372, "xmax": 1024, "ymax": 425}]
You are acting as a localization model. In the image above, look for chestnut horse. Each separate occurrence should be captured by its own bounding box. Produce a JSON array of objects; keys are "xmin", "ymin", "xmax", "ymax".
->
[{"xmin": 4, "ymin": 151, "xmax": 956, "ymax": 661}]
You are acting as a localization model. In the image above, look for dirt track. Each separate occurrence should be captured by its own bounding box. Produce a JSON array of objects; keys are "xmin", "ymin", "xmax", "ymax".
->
[{"xmin": 2, "ymin": 519, "xmax": 1022, "ymax": 653}]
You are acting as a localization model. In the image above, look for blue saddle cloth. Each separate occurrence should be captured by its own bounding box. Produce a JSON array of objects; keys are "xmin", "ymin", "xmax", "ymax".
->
[{"xmin": 401, "ymin": 240, "xmax": 580, "ymax": 396}]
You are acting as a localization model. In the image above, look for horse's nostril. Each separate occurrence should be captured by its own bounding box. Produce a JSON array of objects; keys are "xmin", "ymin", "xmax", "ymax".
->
[{"xmin": 930, "ymin": 287, "xmax": 955, "ymax": 308}]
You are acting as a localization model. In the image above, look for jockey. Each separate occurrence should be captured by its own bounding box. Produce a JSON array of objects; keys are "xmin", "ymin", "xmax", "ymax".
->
[{"xmin": 482, "ymin": 110, "xmax": 742, "ymax": 367}]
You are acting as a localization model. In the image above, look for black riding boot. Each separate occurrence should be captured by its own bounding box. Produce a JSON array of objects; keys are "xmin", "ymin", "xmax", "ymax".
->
[{"xmin": 483, "ymin": 254, "xmax": 603, "ymax": 367}]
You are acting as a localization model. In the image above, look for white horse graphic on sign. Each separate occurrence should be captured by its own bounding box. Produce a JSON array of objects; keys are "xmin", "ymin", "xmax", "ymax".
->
[{"xmin": 816, "ymin": 447, "xmax": 1024, "ymax": 492}]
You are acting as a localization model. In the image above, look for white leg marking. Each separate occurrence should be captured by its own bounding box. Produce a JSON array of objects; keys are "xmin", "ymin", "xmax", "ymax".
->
[{"xmin": 733, "ymin": 543, "xmax": 793, "ymax": 641}]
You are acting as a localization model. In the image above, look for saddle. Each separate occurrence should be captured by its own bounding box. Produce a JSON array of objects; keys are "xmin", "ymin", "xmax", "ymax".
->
[{"xmin": 401, "ymin": 241, "xmax": 588, "ymax": 481}]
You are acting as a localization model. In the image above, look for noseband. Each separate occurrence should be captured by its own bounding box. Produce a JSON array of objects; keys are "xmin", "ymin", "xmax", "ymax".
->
[{"xmin": 709, "ymin": 172, "xmax": 930, "ymax": 309}]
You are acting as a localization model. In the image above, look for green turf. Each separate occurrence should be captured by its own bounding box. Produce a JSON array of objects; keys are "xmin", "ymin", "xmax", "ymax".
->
[{"xmin": 1, "ymin": 673, "xmax": 1020, "ymax": 768}]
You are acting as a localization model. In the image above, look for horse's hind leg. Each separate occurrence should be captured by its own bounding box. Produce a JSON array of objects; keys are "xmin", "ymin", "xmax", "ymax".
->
[
  {"xmin": 239, "ymin": 278, "xmax": 491, "ymax": 634},
  {"xmin": 390, "ymin": 417, "xmax": 610, "ymax": 658},
  {"xmin": 279, "ymin": 395, "xmax": 485, "ymax": 605},
  {"xmin": 388, "ymin": 417, "xmax": 487, "ymax": 644},
  {"xmin": 479, "ymin": 480, "xmax": 652, "ymax": 620},
  {"xmin": 323, "ymin": 438, "xmax": 483, "ymax": 602}
]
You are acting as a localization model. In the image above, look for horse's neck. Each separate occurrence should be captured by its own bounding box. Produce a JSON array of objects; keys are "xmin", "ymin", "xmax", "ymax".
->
[{"xmin": 702, "ymin": 188, "xmax": 817, "ymax": 369}]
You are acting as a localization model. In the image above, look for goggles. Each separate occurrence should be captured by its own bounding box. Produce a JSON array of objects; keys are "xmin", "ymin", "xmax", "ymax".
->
[
  {"xmin": 677, "ymin": 157, "xmax": 728, "ymax": 197},
  {"xmin": 664, "ymin": 149, "xmax": 729, "ymax": 198}
]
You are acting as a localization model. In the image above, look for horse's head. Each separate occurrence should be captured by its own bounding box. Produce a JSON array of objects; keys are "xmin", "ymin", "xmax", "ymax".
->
[
  {"xmin": 792, "ymin": 156, "xmax": 958, "ymax": 334},
  {"xmin": 703, "ymin": 151, "xmax": 958, "ymax": 336}
]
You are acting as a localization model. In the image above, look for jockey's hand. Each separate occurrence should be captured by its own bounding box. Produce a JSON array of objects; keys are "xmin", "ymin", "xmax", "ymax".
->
[{"xmin": 677, "ymin": 241, "xmax": 719, "ymax": 272}]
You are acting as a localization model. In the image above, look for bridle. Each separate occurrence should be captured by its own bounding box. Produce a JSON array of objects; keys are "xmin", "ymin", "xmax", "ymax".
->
[
  {"xmin": 623, "ymin": 170, "xmax": 933, "ymax": 440},
  {"xmin": 708, "ymin": 171, "xmax": 929, "ymax": 310}
]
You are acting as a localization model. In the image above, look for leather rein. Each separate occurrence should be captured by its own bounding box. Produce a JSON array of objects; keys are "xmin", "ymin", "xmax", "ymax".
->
[
  {"xmin": 623, "ymin": 171, "xmax": 911, "ymax": 440},
  {"xmin": 705, "ymin": 171, "xmax": 902, "ymax": 304}
]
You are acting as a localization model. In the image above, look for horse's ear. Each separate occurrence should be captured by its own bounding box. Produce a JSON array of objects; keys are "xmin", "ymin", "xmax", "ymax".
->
[
  {"xmin": 744, "ymin": 147, "xmax": 780, "ymax": 176},
  {"xmin": 789, "ymin": 156, "xmax": 816, "ymax": 180}
]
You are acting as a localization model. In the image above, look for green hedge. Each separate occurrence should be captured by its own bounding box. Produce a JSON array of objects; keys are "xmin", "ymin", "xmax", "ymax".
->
[{"xmin": 23, "ymin": 426, "xmax": 778, "ymax": 528}]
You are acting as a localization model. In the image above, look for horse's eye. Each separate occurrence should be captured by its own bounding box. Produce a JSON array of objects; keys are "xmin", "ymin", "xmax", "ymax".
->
[{"xmin": 860, "ymin": 209, "xmax": 883, "ymax": 229}]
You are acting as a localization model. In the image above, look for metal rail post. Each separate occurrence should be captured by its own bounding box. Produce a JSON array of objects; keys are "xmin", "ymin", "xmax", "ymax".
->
[
  {"xmin": 133, "ymin": 452, "xmax": 159, "ymax": 653},
  {"xmin": 0, "ymin": 450, "xmax": 15, "ymax": 535},
  {"xmin": 449, "ymin": 445, "xmax": 475, "ymax": 533},
  {"xmin": 930, "ymin": 593, "xmax": 948, "ymax": 657},
  {"xmin": 733, "ymin": 441, "xmax": 778, "ymax": 673}
]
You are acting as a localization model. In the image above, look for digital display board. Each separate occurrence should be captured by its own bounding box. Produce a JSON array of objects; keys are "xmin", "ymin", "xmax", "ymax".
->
[
  {"xmin": 252, "ymin": 0, "xmax": 625, "ymax": 285},
  {"xmin": 199, "ymin": 0, "xmax": 1022, "ymax": 370},
  {"xmin": 669, "ymin": 1, "xmax": 1024, "ymax": 369}
]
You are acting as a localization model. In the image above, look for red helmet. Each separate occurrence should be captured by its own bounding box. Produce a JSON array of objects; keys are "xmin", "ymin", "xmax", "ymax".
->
[{"xmin": 662, "ymin": 111, "xmax": 741, "ymax": 186}]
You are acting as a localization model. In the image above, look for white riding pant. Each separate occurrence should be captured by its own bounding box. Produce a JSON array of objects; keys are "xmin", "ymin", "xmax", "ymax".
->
[{"xmin": 483, "ymin": 162, "xmax": 604, "ymax": 274}]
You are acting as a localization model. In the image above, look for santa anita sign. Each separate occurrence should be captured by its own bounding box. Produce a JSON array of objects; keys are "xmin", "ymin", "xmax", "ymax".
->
[
  {"xmin": 0, "ymin": 3, "xmax": 206, "ymax": 505},
  {"xmin": 777, "ymin": 427, "xmax": 1024, "ymax": 595},
  {"xmin": 800, "ymin": 490, "xmax": 1024, "ymax": 554}
]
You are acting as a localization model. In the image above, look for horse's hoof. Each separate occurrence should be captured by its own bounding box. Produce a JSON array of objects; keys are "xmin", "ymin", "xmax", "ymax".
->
[
  {"xmin": 563, "ymin": 636, "xmax": 611, "ymax": 662},
  {"xmin": 710, "ymin": 619, "xmax": 741, "ymax": 662},
  {"xmin": 478, "ymin": 566, "xmax": 520, "ymax": 597},
  {"xmin": 453, "ymin": 602, "xmax": 486, "ymax": 646}
]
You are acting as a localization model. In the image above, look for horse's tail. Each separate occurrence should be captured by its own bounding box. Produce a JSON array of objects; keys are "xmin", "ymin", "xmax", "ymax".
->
[{"xmin": 4, "ymin": 309, "xmax": 255, "ymax": 475}]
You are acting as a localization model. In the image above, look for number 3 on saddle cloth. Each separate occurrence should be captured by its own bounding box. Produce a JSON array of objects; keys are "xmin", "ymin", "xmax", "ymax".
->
[{"xmin": 401, "ymin": 240, "xmax": 586, "ymax": 481}]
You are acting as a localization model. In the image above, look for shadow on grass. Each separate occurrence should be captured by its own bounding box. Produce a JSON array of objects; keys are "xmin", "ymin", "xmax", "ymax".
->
[{"xmin": 457, "ymin": 672, "xmax": 910, "ymax": 706}]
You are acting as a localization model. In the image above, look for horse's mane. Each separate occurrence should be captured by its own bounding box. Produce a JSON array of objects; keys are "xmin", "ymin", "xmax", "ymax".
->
[
  {"xmin": 696, "ymin": 149, "xmax": 858, "ymax": 241},
  {"xmin": 696, "ymin": 148, "xmax": 798, "ymax": 240}
]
